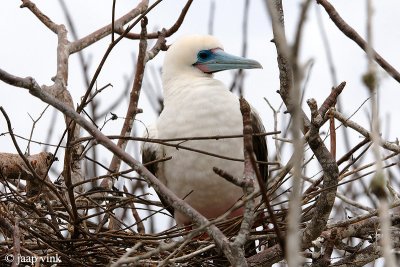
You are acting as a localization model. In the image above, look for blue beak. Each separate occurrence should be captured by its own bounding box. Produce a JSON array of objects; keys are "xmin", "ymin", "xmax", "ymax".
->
[{"xmin": 194, "ymin": 49, "xmax": 262, "ymax": 74}]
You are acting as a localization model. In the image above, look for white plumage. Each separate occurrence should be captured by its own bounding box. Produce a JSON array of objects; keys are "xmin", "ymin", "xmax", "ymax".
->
[{"xmin": 142, "ymin": 35, "xmax": 267, "ymax": 225}]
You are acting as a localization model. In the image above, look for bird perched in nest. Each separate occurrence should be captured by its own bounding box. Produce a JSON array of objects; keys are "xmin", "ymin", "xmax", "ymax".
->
[{"xmin": 142, "ymin": 35, "xmax": 267, "ymax": 227}]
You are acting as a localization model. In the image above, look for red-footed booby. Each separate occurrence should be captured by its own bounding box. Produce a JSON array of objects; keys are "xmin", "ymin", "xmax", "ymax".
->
[{"xmin": 142, "ymin": 35, "xmax": 267, "ymax": 226}]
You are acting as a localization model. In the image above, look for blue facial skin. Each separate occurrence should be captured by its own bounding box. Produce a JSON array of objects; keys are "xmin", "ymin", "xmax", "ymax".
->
[{"xmin": 193, "ymin": 48, "xmax": 262, "ymax": 74}]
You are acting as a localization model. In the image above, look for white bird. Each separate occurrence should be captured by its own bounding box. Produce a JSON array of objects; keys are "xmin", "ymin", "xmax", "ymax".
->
[{"xmin": 142, "ymin": 35, "xmax": 267, "ymax": 226}]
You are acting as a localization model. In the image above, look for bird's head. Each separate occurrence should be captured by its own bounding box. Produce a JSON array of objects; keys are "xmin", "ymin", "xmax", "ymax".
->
[{"xmin": 162, "ymin": 35, "xmax": 262, "ymax": 81}]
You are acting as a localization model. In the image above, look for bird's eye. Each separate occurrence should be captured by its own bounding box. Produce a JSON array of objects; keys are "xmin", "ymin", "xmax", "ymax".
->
[{"xmin": 197, "ymin": 50, "xmax": 210, "ymax": 60}]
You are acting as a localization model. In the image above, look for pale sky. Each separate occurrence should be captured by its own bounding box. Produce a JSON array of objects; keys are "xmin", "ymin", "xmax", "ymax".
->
[{"xmin": 1, "ymin": 1, "xmax": 400, "ymax": 154}]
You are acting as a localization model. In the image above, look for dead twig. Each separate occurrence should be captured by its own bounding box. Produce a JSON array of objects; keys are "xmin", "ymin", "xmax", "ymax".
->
[{"xmin": 317, "ymin": 0, "xmax": 400, "ymax": 84}]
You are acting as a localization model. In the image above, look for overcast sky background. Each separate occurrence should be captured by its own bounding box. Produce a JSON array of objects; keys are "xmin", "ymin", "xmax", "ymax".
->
[
  {"xmin": 1, "ymin": 0, "xmax": 400, "ymax": 154},
  {"xmin": 1, "ymin": 1, "xmax": 400, "ymax": 261}
]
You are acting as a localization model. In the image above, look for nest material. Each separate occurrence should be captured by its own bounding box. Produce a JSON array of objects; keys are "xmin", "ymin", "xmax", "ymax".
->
[
  {"xmin": 1, "ymin": 151, "xmax": 400, "ymax": 266},
  {"xmin": 0, "ymin": 188, "xmax": 284, "ymax": 266}
]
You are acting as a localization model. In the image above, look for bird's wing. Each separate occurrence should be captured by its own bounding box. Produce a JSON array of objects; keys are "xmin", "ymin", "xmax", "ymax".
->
[
  {"xmin": 251, "ymin": 109, "xmax": 268, "ymax": 183},
  {"xmin": 141, "ymin": 124, "xmax": 174, "ymax": 216}
]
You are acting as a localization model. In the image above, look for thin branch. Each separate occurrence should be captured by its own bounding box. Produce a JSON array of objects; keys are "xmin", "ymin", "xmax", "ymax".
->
[
  {"xmin": 25, "ymin": 105, "xmax": 50, "ymax": 155},
  {"xmin": 114, "ymin": 0, "xmax": 194, "ymax": 40},
  {"xmin": 317, "ymin": 0, "xmax": 400, "ymax": 84},
  {"xmin": 301, "ymin": 99, "xmax": 338, "ymax": 246},
  {"xmin": 20, "ymin": 0, "xmax": 59, "ymax": 33},
  {"xmin": 74, "ymin": 134, "xmax": 276, "ymax": 166},
  {"xmin": 68, "ymin": 0, "xmax": 149, "ymax": 54},
  {"xmin": 333, "ymin": 110, "xmax": 400, "ymax": 153},
  {"xmin": 105, "ymin": 17, "xmax": 149, "ymax": 181},
  {"xmin": 318, "ymin": 81, "xmax": 346, "ymax": 117}
]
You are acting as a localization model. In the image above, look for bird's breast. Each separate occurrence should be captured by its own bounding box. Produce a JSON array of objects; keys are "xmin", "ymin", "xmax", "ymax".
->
[{"xmin": 157, "ymin": 85, "xmax": 246, "ymax": 225}]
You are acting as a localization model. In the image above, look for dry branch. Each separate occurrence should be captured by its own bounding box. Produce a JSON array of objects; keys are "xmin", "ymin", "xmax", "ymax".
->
[
  {"xmin": 317, "ymin": 0, "xmax": 400, "ymax": 84},
  {"xmin": 114, "ymin": 0, "xmax": 193, "ymax": 40},
  {"xmin": 104, "ymin": 18, "xmax": 149, "ymax": 185}
]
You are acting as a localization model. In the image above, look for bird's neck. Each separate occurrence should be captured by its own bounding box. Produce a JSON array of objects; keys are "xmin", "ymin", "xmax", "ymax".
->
[{"xmin": 162, "ymin": 73, "xmax": 223, "ymax": 105}]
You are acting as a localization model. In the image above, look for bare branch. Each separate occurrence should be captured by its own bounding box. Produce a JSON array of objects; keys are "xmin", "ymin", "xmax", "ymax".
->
[
  {"xmin": 68, "ymin": 0, "xmax": 149, "ymax": 54},
  {"xmin": 104, "ymin": 17, "xmax": 149, "ymax": 186},
  {"xmin": 114, "ymin": 0, "xmax": 194, "ymax": 40},
  {"xmin": 20, "ymin": 0, "xmax": 59, "ymax": 33},
  {"xmin": 333, "ymin": 110, "xmax": 400, "ymax": 153},
  {"xmin": 317, "ymin": 0, "xmax": 400, "ymax": 84}
]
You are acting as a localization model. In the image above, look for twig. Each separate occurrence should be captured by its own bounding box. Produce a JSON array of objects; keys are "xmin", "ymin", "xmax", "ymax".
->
[
  {"xmin": 317, "ymin": 0, "xmax": 400, "ymax": 83},
  {"xmin": 241, "ymin": 99, "xmax": 285, "ymax": 252},
  {"xmin": 20, "ymin": 0, "xmax": 59, "ymax": 33},
  {"xmin": 264, "ymin": 98, "xmax": 283, "ymax": 162},
  {"xmin": 315, "ymin": 5, "xmax": 338, "ymax": 87},
  {"xmin": 169, "ymin": 244, "xmax": 216, "ymax": 263},
  {"xmin": 123, "ymin": 185, "xmax": 145, "ymax": 234},
  {"xmin": 146, "ymin": 29, "xmax": 167, "ymax": 61},
  {"xmin": 291, "ymin": 0, "xmax": 312, "ymax": 67},
  {"xmin": 26, "ymin": 105, "xmax": 50, "ymax": 155},
  {"xmin": 104, "ymin": 17, "xmax": 149, "ymax": 184},
  {"xmin": 11, "ymin": 218, "xmax": 20, "ymax": 267},
  {"xmin": 265, "ymin": 1, "xmax": 305, "ymax": 264},
  {"xmin": 208, "ymin": 1, "xmax": 215, "ymax": 35},
  {"xmin": 318, "ymin": 81, "xmax": 346, "ymax": 117},
  {"xmin": 302, "ymin": 99, "xmax": 338, "ymax": 246},
  {"xmin": 74, "ymin": 131, "xmax": 279, "ymax": 145},
  {"xmin": 213, "ymin": 167, "xmax": 251, "ymax": 188},
  {"xmin": 363, "ymin": 2, "xmax": 396, "ymax": 265},
  {"xmin": 75, "ymin": 134, "xmax": 275, "ymax": 166},
  {"xmin": 230, "ymin": 98, "xmax": 256, "ymax": 265},
  {"xmin": 111, "ymin": 0, "xmax": 117, "ymax": 42},
  {"xmin": 336, "ymin": 192, "xmax": 374, "ymax": 212},
  {"xmin": 333, "ymin": 110, "xmax": 400, "ymax": 153},
  {"xmin": 114, "ymin": 0, "xmax": 194, "ymax": 40},
  {"xmin": 68, "ymin": 0, "xmax": 149, "ymax": 54}
]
